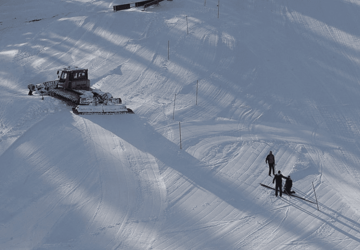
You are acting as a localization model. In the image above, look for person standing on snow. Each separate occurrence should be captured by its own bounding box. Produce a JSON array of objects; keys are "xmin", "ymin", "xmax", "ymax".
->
[
  {"xmin": 266, "ymin": 151, "xmax": 275, "ymax": 176},
  {"xmin": 272, "ymin": 170, "xmax": 288, "ymax": 197}
]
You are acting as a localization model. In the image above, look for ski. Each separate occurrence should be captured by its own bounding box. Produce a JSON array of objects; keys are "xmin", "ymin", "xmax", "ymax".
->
[{"xmin": 260, "ymin": 183, "xmax": 317, "ymax": 204}]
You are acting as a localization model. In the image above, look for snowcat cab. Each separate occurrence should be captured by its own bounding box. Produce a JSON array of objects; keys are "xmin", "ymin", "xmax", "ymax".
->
[{"xmin": 57, "ymin": 68, "xmax": 90, "ymax": 90}]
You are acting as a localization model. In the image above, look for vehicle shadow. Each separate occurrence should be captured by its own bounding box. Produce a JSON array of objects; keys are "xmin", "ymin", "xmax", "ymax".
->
[{"xmin": 84, "ymin": 113, "xmax": 360, "ymax": 248}]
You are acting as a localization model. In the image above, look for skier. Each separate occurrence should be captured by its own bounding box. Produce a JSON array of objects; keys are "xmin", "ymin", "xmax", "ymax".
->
[
  {"xmin": 272, "ymin": 170, "xmax": 288, "ymax": 197},
  {"xmin": 283, "ymin": 176, "xmax": 295, "ymax": 194},
  {"xmin": 265, "ymin": 151, "xmax": 275, "ymax": 176}
]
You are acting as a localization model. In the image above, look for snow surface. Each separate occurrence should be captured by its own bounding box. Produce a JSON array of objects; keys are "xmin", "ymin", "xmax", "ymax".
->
[{"xmin": 1, "ymin": 0, "xmax": 360, "ymax": 249}]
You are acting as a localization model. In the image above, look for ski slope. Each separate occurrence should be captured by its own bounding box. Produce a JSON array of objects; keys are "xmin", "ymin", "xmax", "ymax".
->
[{"xmin": 1, "ymin": 0, "xmax": 360, "ymax": 249}]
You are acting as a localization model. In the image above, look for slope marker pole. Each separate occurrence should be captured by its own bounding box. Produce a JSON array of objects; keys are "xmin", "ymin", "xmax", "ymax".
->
[
  {"xmin": 179, "ymin": 122, "xmax": 182, "ymax": 149},
  {"xmin": 312, "ymin": 182, "xmax": 320, "ymax": 211},
  {"xmin": 196, "ymin": 80, "xmax": 198, "ymax": 105},
  {"xmin": 173, "ymin": 93, "xmax": 176, "ymax": 120}
]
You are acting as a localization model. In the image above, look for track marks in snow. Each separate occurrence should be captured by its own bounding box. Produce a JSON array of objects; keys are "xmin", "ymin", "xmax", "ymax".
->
[
  {"xmin": 73, "ymin": 115, "xmax": 167, "ymax": 249},
  {"xmin": 279, "ymin": 194, "xmax": 360, "ymax": 249},
  {"xmin": 3, "ymin": 0, "xmax": 360, "ymax": 249}
]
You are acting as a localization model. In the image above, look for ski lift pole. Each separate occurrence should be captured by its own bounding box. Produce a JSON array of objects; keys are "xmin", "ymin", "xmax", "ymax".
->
[{"xmin": 312, "ymin": 181, "xmax": 320, "ymax": 211}]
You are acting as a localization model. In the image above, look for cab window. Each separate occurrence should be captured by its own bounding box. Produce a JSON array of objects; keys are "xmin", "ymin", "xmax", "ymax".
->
[
  {"xmin": 60, "ymin": 72, "xmax": 68, "ymax": 81},
  {"xmin": 78, "ymin": 72, "xmax": 86, "ymax": 79}
]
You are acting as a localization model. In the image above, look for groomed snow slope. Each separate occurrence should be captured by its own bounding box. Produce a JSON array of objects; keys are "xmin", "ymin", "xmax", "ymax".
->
[{"xmin": 1, "ymin": 0, "xmax": 360, "ymax": 249}]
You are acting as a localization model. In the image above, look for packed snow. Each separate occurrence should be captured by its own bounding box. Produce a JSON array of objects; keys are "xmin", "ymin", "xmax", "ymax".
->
[{"xmin": 1, "ymin": 0, "xmax": 360, "ymax": 249}]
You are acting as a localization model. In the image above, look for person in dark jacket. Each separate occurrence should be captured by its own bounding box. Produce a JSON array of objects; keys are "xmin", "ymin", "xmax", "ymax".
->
[
  {"xmin": 283, "ymin": 176, "xmax": 295, "ymax": 194},
  {"xmin": 272, "ymin": 170, "xmax": 288, "ymax": 197},
  {"xmin": 266, "ymin": 151, "xmax": 275, "ymax": 176}
]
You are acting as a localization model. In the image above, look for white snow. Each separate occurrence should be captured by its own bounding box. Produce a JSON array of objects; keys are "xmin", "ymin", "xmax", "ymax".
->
[{"xmin": 1, "ymin": 0, "xmax": 360, "ymax": 249}]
